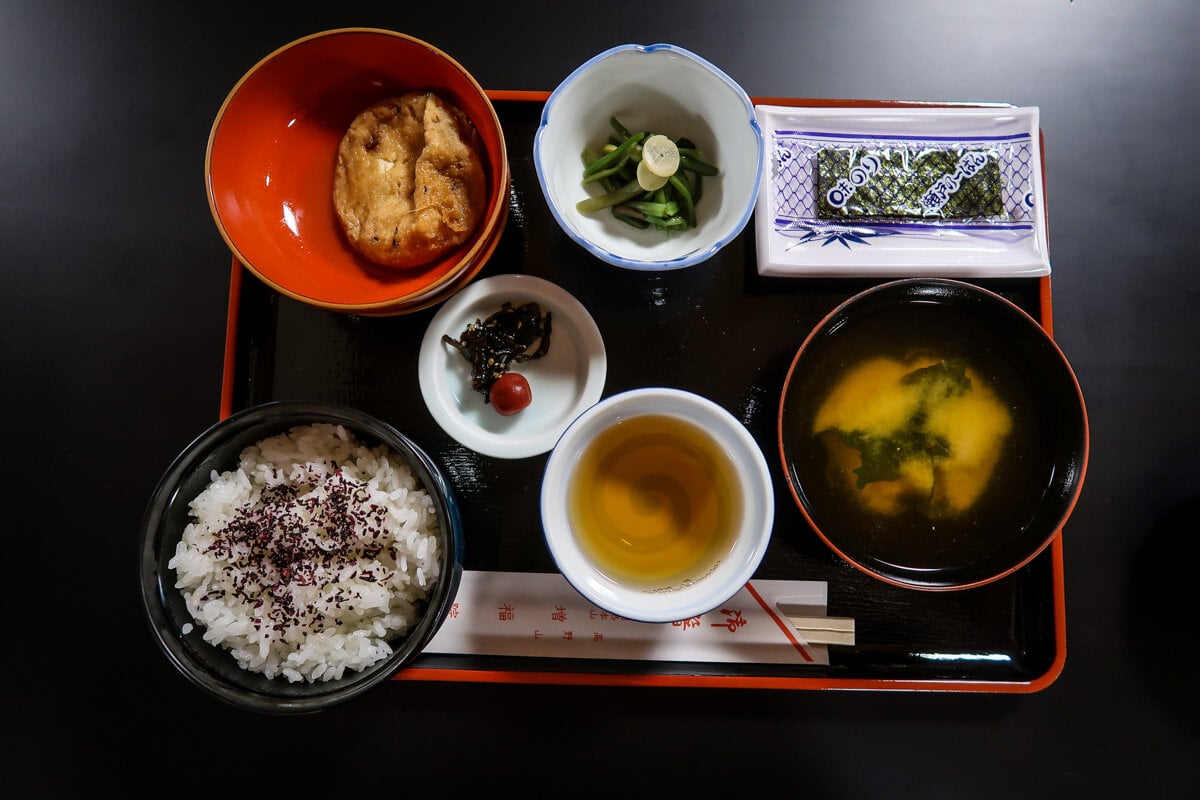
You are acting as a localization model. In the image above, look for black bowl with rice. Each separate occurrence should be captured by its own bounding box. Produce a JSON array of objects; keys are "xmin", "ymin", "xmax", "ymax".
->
[{"xmin": 138, "ymin": 401, "xmax": 464, "ymax": 714}]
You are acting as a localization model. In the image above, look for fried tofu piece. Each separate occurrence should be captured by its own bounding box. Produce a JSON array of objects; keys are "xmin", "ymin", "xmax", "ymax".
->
[{"xmin": 334, "ymin": 91, "xmax": 487, "ymax": 269}]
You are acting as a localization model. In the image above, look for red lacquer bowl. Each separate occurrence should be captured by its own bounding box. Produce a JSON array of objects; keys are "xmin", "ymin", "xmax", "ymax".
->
[{"xmin": 206, "ymin": 28, "xmax": 509, "ymax": 315}]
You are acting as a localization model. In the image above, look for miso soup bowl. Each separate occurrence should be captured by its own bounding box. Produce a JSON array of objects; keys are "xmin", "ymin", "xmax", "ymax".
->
[
  {"xmin": 540, "ymin": 387, "xmax": 774, "ymax": 623},
  {"xmin": 778, "ymin": 279, "xmax": 1089, "ymax": 591}
]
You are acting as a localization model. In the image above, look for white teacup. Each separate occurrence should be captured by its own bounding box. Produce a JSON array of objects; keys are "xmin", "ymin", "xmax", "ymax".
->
[{"xmin": 540, "ymin": 387, "xmax": 774, "ymax": 623}]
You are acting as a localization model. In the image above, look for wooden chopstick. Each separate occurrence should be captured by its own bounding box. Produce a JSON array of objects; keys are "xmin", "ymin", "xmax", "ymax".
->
[{"xmin": 786, "ymin": 614, "xmax": 856, "ymax": 646}]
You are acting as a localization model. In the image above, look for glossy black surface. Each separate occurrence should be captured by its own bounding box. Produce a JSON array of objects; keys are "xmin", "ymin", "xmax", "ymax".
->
[
  {"xmin": 8, "ymin": 1, "xmax": 1198, "ymax": 794},
  {"xmin": 231, "ymin": 101, "xmax": 1060, "ymax": 684}
]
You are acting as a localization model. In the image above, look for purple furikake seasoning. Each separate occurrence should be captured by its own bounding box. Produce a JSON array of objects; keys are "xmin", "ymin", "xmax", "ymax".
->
[{"xmin": 203, "ymin": 465, "xmax": 397, "ymax": 637}]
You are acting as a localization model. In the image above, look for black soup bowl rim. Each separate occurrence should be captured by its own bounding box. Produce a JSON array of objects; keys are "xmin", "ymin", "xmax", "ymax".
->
[
  {"xmin": 777, "ymin": 277, "xmax": 1089, "ymax": 591},
  {"xmin": 138, "ymin": 400, "xmax": 465, "ymax": 713}
]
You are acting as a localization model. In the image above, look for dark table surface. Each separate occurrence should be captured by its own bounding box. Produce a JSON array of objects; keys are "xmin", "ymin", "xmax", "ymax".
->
[{"xmin": 6, "ymin": 1, "xmax": 1197, "ymax": 794}]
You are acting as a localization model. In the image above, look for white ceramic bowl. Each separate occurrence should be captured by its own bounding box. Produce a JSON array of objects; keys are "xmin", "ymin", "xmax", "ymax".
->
[
  {"xmin": 540, "ymin": 388, "xmax": 774, "ymax": 623},
  {"xmin": 534, "ymin": 43, "xmax": 763, "ymax": 271}
]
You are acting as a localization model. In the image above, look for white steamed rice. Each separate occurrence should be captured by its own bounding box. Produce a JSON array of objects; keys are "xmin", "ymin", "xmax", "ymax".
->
[{"xmin": 168, "ymin": 422, "xmax": 442, "ymax": 683}]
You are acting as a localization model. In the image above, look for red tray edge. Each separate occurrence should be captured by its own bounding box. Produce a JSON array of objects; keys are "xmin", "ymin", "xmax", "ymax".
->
[{"xmin": 215, "ymin": 91, "xmax": 1069, "ymax": 693}]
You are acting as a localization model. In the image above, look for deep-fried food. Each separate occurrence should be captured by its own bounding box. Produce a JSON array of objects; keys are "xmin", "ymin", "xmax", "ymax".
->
[{"xmin": 334, "ymin": 91, "xmax": 486, "ymax": 269}]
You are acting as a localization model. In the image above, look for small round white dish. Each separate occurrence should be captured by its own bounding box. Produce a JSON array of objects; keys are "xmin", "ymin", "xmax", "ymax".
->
[{"xmin": 419, "ymin": 274, "xmax": 607, "ymax": 459}]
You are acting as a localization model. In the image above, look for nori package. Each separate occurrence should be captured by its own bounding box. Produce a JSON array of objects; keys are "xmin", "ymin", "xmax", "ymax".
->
[{"xmin": 816, "ymin": 146, "xmax": 1004, "ymax": 220}]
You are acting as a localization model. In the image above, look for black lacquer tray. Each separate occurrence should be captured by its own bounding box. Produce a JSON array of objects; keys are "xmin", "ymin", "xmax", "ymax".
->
[{"xmin": 219, "ymin": 93, "xmax": 1066, "ymax": 691}]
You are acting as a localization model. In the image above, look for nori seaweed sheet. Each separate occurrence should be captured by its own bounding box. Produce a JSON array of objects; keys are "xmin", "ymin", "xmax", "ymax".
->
[{"xmin": 816, "ymin": 147, "xmax": 1004, "ymax": 220}]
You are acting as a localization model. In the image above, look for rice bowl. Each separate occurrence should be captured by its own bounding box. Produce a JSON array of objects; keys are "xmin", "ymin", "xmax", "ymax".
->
[
  {"xmin": 139, "ymin": 401, "xmax": 463, "ymax": 714},
  {"xmin": 170, "ymin": 423, "xmax": 442, "ymax": 683}
]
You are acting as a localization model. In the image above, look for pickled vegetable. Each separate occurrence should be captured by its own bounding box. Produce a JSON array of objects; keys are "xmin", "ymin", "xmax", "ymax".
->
[
  {"xmin": 576, "ymin": 115, "xmax": 718, "ymax": 233},
  {"xmin": 442, "ymin": 301, "xmax": 552, "ymax": 403},
  {"xmin": 489, "ymin": 372, "xmax": 533, "ymax": 416}
]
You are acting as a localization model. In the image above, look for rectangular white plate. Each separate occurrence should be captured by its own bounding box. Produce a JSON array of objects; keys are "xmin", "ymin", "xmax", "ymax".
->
[{"xmin": 753, "ymin": 104, "xmax": 1050, "ymax": 278}]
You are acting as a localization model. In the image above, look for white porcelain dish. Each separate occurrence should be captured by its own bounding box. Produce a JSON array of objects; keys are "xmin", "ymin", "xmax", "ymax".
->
[
  {"xmin": 419, "ymin": 274, "xmax": 606, "ymax": 459},
  {"xmin": 754, "ymin": 104, "xmax": 1050, "ymax": 279},
  {"xmin": 534, "ymin": 43, "xmax": 763, "ymax": 271},
  {"xmin": 540, "ymin": 387, "xmax": 774, "ymax": 623}
]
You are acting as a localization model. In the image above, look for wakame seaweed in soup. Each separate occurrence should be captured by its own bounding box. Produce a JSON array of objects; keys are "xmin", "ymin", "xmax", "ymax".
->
[{"xmin": 787, "ymin": 300, "xmax": 1057, "ymax": 572}]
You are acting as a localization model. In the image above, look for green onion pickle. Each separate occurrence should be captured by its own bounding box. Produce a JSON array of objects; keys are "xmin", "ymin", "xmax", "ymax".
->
[{"xmin": 575, "ymin": 116, "xmax": 718, "ymax": 233}]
